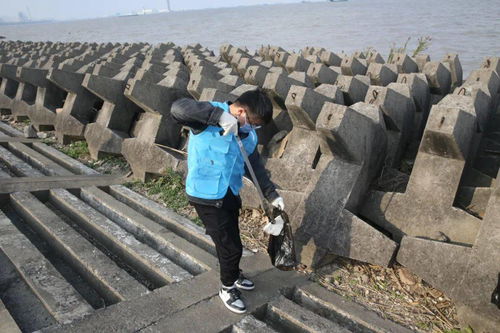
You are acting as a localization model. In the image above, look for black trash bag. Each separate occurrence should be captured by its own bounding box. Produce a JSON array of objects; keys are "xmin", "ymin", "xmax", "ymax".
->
[
  {"xmin": 267, "ymin": 211, "xmax": 297, "ymax": 271},
  {"xmin": 492, "ymin": 273, "xmax": 500, "ymax": 309}
]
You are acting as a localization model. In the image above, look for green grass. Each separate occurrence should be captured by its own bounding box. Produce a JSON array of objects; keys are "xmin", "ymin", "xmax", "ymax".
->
[
  {"xmin": 59, "ymin": 141, "xmax": 89, "ymax": 159},
  {"xmin": 387, "ymin": 36, "xmax": 432, "ymax": 63}
]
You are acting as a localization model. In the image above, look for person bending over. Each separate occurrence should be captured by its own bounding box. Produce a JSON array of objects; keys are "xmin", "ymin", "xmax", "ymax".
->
[{"xmin": 171, "ymin": 89, "xmax": 284, "ymax": 314}]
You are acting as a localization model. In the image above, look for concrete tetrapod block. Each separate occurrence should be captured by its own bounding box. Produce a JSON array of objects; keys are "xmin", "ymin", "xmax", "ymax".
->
[
  {"xmin": 463, "ymin": 68, "xmax": 500, "ymax": 98},
  {"xmin": 47, "ymin": 69, "xmax": 102, "ymax": 144},
  {"xmin": 414, "ymin": 53, "xmax": 430, "ymax": 72},
  {"xmin": 341, "ymin": 56, "xmax": 368, "ymax": 76},
  {"xmin": 360, "ymin": 105, "xmax": 482, "ymax": 244},
  {"xmin": 244, "ymin": 65, "xmax": 270, "ymax": 86},
  {"xmin": 122, "ymin": 78, "xmax": 190, "ymax": 180},
  {"xmin": 453, "ymin": 83, "xmax": 492, "ymax": 132},
  {"xmin": 422, "ymin": 61, "xmax": 452, "ymax": 95},
  {"xmin": 335, "ymin": 74, "xmax": 370, "ymax": 106},
  {"xmin": 397, "ymin": 73, "xmax": 431, "ymax": 140},
  {"xmin": 319, "ymin": 51, "xmax": 343, "ymax": 67},
  {"xmin": 199, "ymin": 88, "xmax": 236, "ymax": 102},
  {"xmin": 0, "ymin": 210, "xmax": 94, "ymax": 324},
  {"xmin": 442, "ymin": 53, "xmax": 463, "ymax": 91},
  {"xmin": 397, "ymin": 170, "xmax": 500, "ymax": 332},
  {"xmin": 365, "ymin": 83, "xmax": 416, "ymax": 167},
  {"xmin": 290, "ymin": 157, "xmax": 397, "ymax": 268},
  {"xmin": 313, "ymin": 84, "xmax": 345, "ymax": 105},
  {"xmin": 17, "ymin": 67, "xmax": 67, "ymax": 131},
  {"xmin": 0, "ymin": 64, "xmax": 21, "ymax": 117},
  {"xmin": 388, "ymin": 53, "xmax": 418, "ymax": 73},
  {"xmin": 288, "ymin": 71, "xmax": 314, "ymax": 87},
  {"xmin": 366, "ymin": 63, "xmax": 398, "ymax": 86},
  {"xmin": 262, "ymin": 72, "xmax": 306, "ymax": 106},
  {"xmin": 187, "ymin": 73, "xmax": 234, "ymax": 100},
  {"xmin": 82, "ymin": 73, "xmax": 143, "ymax": 159},
  {"xmin": 306, "ymin": 63, "xmax": 339, "ymax": 86},
  {"xmin": 315, "ymin": 102, "xmax": 387, "ymax": 210},
  {"xmin": 284, "ymin": 85, "xmax": 335, "ymax": 129},
  {"xmin": 365, "ymin": 51, "xmax": 385, "ymax": 65},
  {"xmin": 11, "ymin": 79, "xmax": 36, "ymax": 123},
  {"xmin": 285, "ymin": 54, "xmax": 313, "ymax": 73},
  {"xmin": 273, "ymin": 51, "xmax": 290, "ymax": 67}
]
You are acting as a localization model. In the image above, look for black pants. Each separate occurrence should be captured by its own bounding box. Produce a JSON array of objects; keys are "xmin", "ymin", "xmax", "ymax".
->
[{"xmin": 191, "ymin": 190, "xmax": 242, "ymax": 286}]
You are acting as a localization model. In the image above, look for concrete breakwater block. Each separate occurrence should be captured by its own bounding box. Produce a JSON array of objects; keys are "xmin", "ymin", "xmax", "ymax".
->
[
  {"xmin": 306, "ymin": 62, "xmax": 339, "ymax": 86},
  {"xmin": 361, "ymin": 104, "xmax": 481, "ymax": 244},
  {"xmin": 341, "ymin": 56, "xmax": 367, "ymax": 76},
  {"xmin": 122, "ymin": 78, "xmax": 190, "ymax": 180},
  {"xmin": 397, "ymin": 169, "xmax": 500, "ymax": 332},
  {"xmin": 365, "ymin": 83, "xmax": 416, "ymax": 167},
  {"xmin": 442, "ymin": 53, "xmax": 463, "ymax": 91},
  {"xmin": 335, "ymin": 74, "xmax": 370, "ymax": 105},
  {"xmin": 82, "ymin": 73, "xmax": 142, "ymax": 159},
  {"xmin": 17, "ymin": 67, "xmax": 67, "ymax": 131},
  {"xmin": 47, "ymin": 69, "xmax": 102, "ymax": 144},
  {"xmin": 0, "ymin": 64, "xmax": 21, "ymax": 118},
  {"xmin": 422, "ymin": 61, "xmax": 452, "ymax": 95},
  {"xmin": 388, "ymin": 53, "xmax": 418, "ymax": 74},
  {"xmin": 366, "ymin": 63, "xmax": 398, "ymax": 86}
]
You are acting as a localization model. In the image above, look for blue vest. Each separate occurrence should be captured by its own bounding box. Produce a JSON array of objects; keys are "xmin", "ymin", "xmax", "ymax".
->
[{"xmin": 186, "ymin": 102, "xmax": 258, "ymax": 199}]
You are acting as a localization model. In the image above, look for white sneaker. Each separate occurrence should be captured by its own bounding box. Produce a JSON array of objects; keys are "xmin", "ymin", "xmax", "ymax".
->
[
  {"xmin": 219, "ymin": 284, "xmax": 247, "ymax": 314},
  {"xmin": 235, "ymin": 273, "xmax": 255, "ymax": 291}
]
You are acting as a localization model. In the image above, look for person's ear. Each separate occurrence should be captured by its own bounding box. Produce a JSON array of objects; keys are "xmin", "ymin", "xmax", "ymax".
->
[{"xmin": 237, "ymin": 107, "xmax": 246, "ymax": 116}]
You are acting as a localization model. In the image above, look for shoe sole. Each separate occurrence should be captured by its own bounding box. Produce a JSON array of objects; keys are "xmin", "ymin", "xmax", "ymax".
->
[
  {"xmin": 219, "ymin": 291, "xmax": 247, "ymax": 314},
  {"xmin": 235, "ymin": 283, "xmax": 255, "ymax": 291}
]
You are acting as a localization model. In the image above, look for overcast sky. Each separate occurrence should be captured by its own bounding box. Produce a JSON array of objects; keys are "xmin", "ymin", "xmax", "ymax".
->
[{"xmin": 1, "ymin": 0, "xmax": 300, "ymax": 21}]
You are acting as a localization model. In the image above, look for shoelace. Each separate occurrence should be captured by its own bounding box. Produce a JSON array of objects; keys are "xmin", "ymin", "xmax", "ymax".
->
[{"xmin": 227, "ymin": 287, "xmax": 242, "ymax": 302}]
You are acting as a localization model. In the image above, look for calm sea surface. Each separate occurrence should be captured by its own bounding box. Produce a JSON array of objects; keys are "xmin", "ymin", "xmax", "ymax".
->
[{"xmin": 1, "ymin": 0, "xmax": 499, "ymax": 75}]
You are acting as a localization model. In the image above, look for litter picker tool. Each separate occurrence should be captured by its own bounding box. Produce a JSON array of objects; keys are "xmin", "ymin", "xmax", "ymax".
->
[{"xmin": 235, "ymin": 135, "xmax": 284, "ymax": 236}]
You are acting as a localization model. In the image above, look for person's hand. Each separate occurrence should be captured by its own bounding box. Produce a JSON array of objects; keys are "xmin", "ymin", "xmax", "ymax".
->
[
  {"xmin": 218, "ymin": 112, "xmax": 238, "ymax": 136},
  {"xmin": 271, "ymin": 197, "xmax": 285, "ymax": 211}
]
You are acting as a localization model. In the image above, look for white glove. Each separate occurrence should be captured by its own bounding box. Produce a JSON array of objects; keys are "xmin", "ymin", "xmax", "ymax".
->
[
  {"xmin": 271, "ymin": 196, "xmax": 285, "ymax": 211},
  {"xmin": 218, "ymin": 112, "xmax": 238, "ymax": 136},
  {"xmin": 263, "ymin": 215, "xmax": 285, "ymax": 236}
]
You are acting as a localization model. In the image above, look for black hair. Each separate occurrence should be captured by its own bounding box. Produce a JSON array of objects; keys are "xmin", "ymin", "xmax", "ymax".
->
[{"xmin": 234, "ymin": 89, "xmax": 273, "ymax": 124}]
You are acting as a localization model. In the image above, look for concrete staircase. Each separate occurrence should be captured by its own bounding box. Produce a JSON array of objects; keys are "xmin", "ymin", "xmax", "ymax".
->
[{"xmin": 0, "ymin": 121, "xmax": 410, "ymax": 332}]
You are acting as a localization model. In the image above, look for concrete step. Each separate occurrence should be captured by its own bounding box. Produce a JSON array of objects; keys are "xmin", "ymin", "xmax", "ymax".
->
[
  {"xmin": 0, "ymin": 296, "xmax": 22, "ymax": 333},
  {"xmin": 80, "ymin": 186, "xmax": 218, "ymax": 274},
  {"xmin": 0, "ymin": 236, "xmax": 58, "ymax": 332},
  {"xmin": 6, "ymin": 142, "xmax": 72, "ymax": 176},
  {"xmin": 264, "ymin": 295, "xmax": 353, "ymax": 333},
  {"xmin": 9, "ymin": 191, "xmax": 150, "ymax": 304},
  {"xmin": 49, "ymin": 188, "xmax": 192, "ymax": 286},
  {"xmin": 30, "ymin": 141, "xmax": 100, "ymax": 176},
  {"xmin": 231, "ymin": 315, "xmax": 278, "ymax": 333},
  {"xmin": 0, "ymin": 210, "xmax": 94, "ymax": 324},
  {"xmin": 131, "ymin": 266, "xmax": 308, "ymax": 332},
  {"xmin": 0, "ymin": 144, "xmax": 43, "ymax": 177},
  {"xmin": 108, "ymin": 184, "xmax": 216, "ymax": 256},
  {"xmin": 0, "ymin": 121, "xmax": 23, "ymax": 136},
  {"xmin": 292, "ymin": 283, "xmax": 413, "ymax": 333}
]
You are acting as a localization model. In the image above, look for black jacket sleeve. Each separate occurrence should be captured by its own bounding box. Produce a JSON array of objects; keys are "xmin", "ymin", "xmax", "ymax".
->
[
  {"xmin": 244, "ymin": 148, "xmax": 280, "ymax": 202},
  {"xmin": 171, "ymin": 98, "xmax": 224, "ymax": 134}
]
